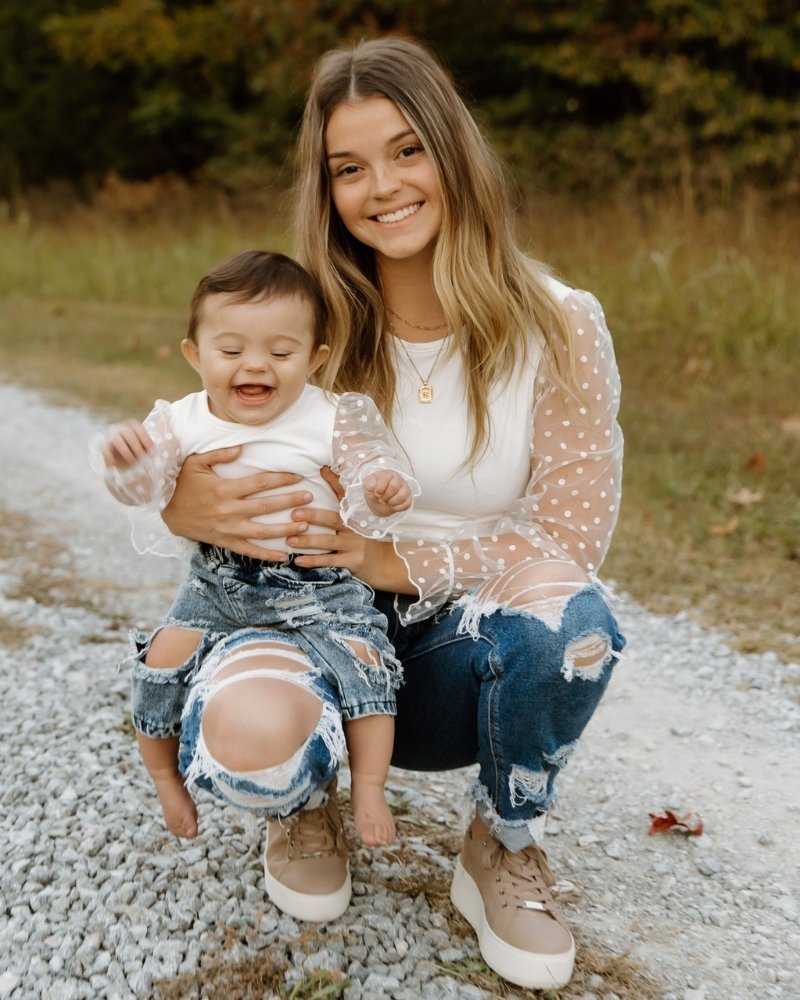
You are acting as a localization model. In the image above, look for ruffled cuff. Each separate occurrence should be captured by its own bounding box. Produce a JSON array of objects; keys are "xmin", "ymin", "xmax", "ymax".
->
[
  {"xmin": 340, "ymin": 461, "xmax": 421, "ymax": 539},
  {"xmin": 128, "ymin": 503, "xmax": 195, "ymax": 560}
]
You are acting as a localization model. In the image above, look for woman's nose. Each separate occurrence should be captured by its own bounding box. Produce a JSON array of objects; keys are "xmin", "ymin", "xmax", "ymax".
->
[{"xmin": 371, "ymin": 163, "xmax": 401, "ymax": 198}]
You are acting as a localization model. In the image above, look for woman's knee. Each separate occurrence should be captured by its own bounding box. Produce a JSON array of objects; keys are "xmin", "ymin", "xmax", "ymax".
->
[{"xmin": 486, "ymin": 579, "xmax": 621, "ymax": 685}]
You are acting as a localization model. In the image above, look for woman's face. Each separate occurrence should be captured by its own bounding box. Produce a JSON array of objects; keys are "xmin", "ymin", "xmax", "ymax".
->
[{"xmin": 324, "ymin": 97, "xmax": 443, "ymax": 269}]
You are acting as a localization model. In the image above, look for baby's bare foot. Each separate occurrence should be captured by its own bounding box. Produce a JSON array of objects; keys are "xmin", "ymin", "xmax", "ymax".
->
[
  {"xmin": 351, "ymin": 782, "xmax": 395, "ymax": 846},
  {"xmin": 155, "ymin": 776, "xmax": 198, "ymax": 839}
]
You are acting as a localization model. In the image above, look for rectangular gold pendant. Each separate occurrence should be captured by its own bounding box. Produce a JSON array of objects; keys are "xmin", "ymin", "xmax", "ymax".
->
[{"xmin": 418, "ymin": 384, "xmax": 434, "ymax": 403}]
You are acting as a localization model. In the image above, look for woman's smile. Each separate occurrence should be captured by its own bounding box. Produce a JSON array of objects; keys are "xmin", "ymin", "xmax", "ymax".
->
[{"xmin": 373, "ymin": 202, "xmax": 422, "ymax": 224}]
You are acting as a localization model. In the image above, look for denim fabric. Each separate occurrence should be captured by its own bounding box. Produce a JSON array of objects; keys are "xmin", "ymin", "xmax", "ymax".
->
[
  {"xmin": 130, "ymin": 545, "xmax": 401, "ymax": 739},
  {"xmin": 177, "ymin": 627, "xmax": 345, "ymax": 818},
  {"xmin": 375, "ymin": 584, "xmax": 626, "ymax": 850}
]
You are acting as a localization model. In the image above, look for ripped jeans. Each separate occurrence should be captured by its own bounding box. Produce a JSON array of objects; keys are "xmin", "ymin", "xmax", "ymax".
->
[
  {"xmin": 130, "ymin": 546, "xmax": 400, "ymax": 817},
  {"xmin": 376, "ymin": 583, "xmax": 626, "ymax": 851}
]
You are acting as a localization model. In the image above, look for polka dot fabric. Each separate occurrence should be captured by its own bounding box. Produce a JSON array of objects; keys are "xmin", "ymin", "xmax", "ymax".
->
[
  {"xmin": 333, "ymin": 392, "xmax": 421, "ymax": 537},
  {"xmin": 392, "ymin": 289, "xmax": 623, "ymax": 622}
]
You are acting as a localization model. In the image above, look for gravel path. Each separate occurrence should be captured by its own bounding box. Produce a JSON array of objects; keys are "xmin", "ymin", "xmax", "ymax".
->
[{"xmin": 1, "ymin": 380, "xmax": 798, "ymax": 1000}]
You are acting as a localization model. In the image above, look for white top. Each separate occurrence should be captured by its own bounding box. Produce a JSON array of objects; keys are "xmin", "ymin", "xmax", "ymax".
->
[
  {"xmin": 90, "ymin": 385, "xmax": 418, "ymax": 556},
  {"xmin": 92, "ymin": 280, "xmax": 622, "ymax": 621},
  {"xmin": 389, "ymin": 280, "xmax": 623, "ymax": 621}
]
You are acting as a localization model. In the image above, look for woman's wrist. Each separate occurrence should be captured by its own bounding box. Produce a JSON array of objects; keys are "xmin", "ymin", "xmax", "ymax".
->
[{"xmin": 363, "ymin": 539, "xmax": 417, "ymax": 595}]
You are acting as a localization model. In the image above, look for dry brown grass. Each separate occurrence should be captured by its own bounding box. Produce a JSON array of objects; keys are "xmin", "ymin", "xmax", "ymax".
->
[{"xmin": 0, "ymin": 505, "xmax": 130, "ymax": 625}]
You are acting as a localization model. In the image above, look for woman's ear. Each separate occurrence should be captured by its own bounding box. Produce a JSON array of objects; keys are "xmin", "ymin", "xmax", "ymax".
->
[
  {"xmin": 308, "ymin": 343, "xmax": 331, "ymax": 375},
  {"xmin": 181, "ymin": 338, "xmax": 201, "ymax": 373}
]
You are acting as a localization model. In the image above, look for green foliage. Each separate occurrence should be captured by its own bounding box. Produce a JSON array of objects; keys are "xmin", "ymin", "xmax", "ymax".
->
[{"xmin": 0, "ymin": 1, "xmax": 798, "ymax": 198}]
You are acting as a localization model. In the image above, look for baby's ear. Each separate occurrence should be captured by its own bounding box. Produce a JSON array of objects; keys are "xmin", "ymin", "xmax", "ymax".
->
[
  {"xmin": 181, "ymin": 338, "xmax": 201, "ymax": 373},
  {"xmin": 308, "ymin": 343, "xmax": 331, "ymax": 374}
]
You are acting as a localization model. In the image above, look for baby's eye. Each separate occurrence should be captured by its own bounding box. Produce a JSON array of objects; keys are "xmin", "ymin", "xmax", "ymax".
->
[
  {"xmin": 220, "ymin": 349, "xmax": 241, "ymax": 357},
  {"xmin": 271, "ymin": 352, "xmax": 291, "ymax": 359}
]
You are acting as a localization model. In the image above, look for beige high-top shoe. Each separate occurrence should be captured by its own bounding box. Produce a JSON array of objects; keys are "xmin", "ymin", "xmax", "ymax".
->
[
  {"xmin": 451, "ymin": 815, "xmax": 575, "ymax": 988},
  {"xmin": 263, "ymin": 790, "xmax": 351, "ymax": 922}
]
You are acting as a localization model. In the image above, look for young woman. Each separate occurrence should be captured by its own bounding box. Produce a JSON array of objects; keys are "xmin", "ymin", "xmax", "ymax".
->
[{"xmin": 161, "ymin": 37, "xmax": 625, "ymax": 990}]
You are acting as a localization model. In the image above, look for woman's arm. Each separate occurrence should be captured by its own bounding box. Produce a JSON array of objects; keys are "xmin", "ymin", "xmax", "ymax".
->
[{"xmin": 161, "ymin": 447, "xmax": 317, "ymax": 561}]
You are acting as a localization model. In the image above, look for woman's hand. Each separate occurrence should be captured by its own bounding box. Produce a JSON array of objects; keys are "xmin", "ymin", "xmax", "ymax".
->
[
  {"xmin": 161, "ymin": 447, "xmax": 314, "ymax": 561},
  {"xmin": 291, "ymin": 467, "xmax": 417, "ymax": 594}
]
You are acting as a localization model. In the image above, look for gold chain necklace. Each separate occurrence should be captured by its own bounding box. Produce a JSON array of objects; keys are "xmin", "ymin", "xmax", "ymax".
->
[
  {"xmin": 392, "ymin": 329, "xmax": 447, "ymax": 404},
  {"xmin": 386, "ymin": 305, "xmax": 447, "ymax": 332}
]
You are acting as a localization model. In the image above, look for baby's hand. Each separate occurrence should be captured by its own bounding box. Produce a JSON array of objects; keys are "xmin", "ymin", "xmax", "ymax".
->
[
  {"xmin": 102, "ymin": 419, "xmax": 154, "ymax": 469},
  {"xmin": 363, "ymin": 470, "xmax": 412, "ymax": 517}
]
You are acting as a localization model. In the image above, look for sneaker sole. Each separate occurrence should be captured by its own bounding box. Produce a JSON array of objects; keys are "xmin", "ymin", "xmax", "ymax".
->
[
  {"xmin": 263, "ymin": 855, "xmax": 352, "ymax": 923},
  {"xmin": 451, "ymin": 858, "xmax": 575, "ymax": 989}
]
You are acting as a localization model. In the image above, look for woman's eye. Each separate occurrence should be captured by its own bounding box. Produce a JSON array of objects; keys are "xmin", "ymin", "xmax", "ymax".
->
[
  {"xmin": 333, "ymin": 163, "xmax": 359, "ymax": 178},
  {"xmin": 399, "ymin": 144, "xmax": 423, "ymax": 159}
]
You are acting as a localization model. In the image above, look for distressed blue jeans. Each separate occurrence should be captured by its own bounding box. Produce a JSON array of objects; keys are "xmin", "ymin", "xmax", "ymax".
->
[
  {"xmin": 130, "ymin": 546, "xmax": 400, "ymax": 819},
  {"xmin": 375, "ymin": 584, "xmax": 626, "ymax": 850}
]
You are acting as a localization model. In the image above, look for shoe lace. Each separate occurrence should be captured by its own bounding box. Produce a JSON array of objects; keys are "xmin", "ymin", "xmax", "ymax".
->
[
  {"xmin": 286, "ymin": 804, "xmax": 341, "ymax": 860},
  {"xmin": 485, "ymin": 838, "xmax": 556, "ymax": 912}
]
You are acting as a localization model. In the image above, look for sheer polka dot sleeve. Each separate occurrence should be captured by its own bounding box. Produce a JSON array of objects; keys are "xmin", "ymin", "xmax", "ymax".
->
[
  {"xmin": 89, "ymin": 400, "xmax": 189, "ymax": 558},
  {"xmin": 518, "ymin": 289, "xmax": 622, "ymax": 566},
  {"xmin": 331, "ymin": 392, "xmax": 421, "ymax": 538},
  {"xmin": 393, "ymin": 289, "xmax": 623, "ymax": 621}
]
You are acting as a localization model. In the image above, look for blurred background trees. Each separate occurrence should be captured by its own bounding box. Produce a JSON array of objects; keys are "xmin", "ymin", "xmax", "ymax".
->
[{"xmin": 1, "ymin": 0, "xmax": 798, "ymax": 201}]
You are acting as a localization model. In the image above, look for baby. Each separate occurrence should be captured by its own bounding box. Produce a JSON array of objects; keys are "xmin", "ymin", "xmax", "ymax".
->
[{"xmin": 92, "ymin": 249, "xmax": 418, "ymax": 846}]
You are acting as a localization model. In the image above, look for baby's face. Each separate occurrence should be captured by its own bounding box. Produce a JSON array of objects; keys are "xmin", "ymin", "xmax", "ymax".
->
[{"xmin": 182, "ymin": 292, "xmax": 328, "ymax": 425}]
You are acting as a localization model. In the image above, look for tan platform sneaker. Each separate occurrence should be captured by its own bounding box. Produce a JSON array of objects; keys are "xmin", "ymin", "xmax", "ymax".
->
[
  {"xmin": 451, "ymin": 816, "xmax": 575, "ymax": 988},
  {"xmin": 263, "ymin": 791, "xmax": 351, "ymax": 922}
]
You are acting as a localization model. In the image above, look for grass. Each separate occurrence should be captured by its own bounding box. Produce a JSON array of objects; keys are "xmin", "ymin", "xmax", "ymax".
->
[{"xmin": 1, "ymin": 183, "xmax": 798, "ymax": 668}]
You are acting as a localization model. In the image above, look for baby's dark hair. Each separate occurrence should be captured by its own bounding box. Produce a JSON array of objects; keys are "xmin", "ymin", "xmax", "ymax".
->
[{"xmin": 187, "ymin": 250, "xmax": 328, "ymax": 346}]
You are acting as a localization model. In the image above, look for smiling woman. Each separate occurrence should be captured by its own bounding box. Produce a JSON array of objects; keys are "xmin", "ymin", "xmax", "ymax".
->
[{"xmin": 157, "ymin": 37, "xmax": 626, "ymax": 990}]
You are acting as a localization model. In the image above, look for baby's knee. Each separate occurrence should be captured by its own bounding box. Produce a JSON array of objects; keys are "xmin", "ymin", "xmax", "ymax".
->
[
  {"xmin": 200, "ymin": 646, "xmax": 324, "ymax": 772},
  {"xmin": 144, "ymin": 626, "xmax": 204, "ymax": 669}
]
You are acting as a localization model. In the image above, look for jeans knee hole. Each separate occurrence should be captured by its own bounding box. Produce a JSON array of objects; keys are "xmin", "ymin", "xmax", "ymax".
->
[{"xmin": 564, "ymin": 633, "xmax": 610, "ymax": 680}]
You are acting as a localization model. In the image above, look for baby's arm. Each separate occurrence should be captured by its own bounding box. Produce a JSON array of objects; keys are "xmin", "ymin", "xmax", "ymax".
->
[
  {"xmin": 90, "ymin": 401, "xmax": 182, "ymax": 508},
  {"xmin": 362, "ymin": 469, "xmax": 413, "ymax": 517}
]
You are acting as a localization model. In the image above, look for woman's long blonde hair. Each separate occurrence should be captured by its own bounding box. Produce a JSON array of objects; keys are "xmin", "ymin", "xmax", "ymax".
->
[{"xmin": 293, "ymin": 37, "xmax": 573, "ymax": 464}]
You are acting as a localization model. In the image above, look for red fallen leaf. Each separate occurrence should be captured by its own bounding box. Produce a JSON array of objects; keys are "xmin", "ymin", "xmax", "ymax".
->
[
  {"xmin": 647, "ymin": 809, "xmax": 704, "ymax": 837},
  {"xmin": 744, "ymin": 452, "xmax": 765, "ymax": 473}
]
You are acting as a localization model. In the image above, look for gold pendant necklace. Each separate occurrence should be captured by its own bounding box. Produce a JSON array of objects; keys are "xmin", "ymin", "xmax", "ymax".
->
[{"xmin": 393, "ymin": 332, "xmax": 446, "ymax": 404}]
